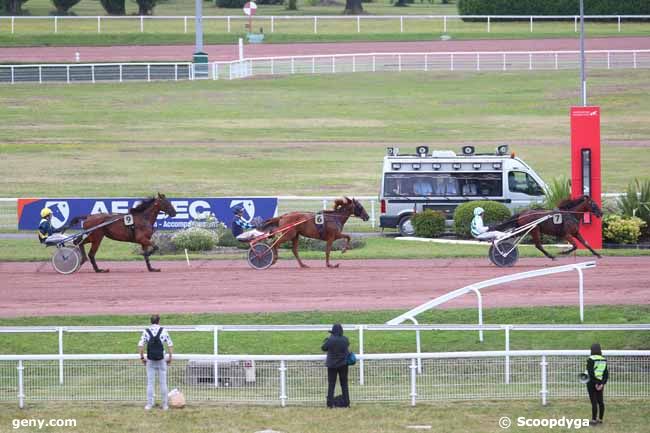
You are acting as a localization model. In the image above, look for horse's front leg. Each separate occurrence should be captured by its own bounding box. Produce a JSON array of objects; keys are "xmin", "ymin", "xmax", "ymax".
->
[
  {"xmin": 325, "ymin": 239, "xmax": 339, "ymax": 268},
  {"xmin": 138, "ymin": 236, "xmax": 160, "ymax": 272},
  {"xmin": 573, "ymin": 232, "xmax": 603, "ymax": 259},
  {"xmin": 88, "ymin": 236, "xmax": 109, "ymax": 273},
  {"xmin": 531, "ymin": 229, "xmax": 555, "ymax": 260}
]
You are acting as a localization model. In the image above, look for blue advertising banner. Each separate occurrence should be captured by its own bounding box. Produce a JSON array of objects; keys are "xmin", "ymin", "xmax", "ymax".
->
[{"xmin": 18, "ymin": 197, "xmax": 278, "ymax": 231}]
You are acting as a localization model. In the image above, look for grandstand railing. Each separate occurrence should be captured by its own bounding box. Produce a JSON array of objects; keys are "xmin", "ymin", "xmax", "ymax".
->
[
  {"xmin": 0, "ymin": 15, "xmax": 648, "ymax": 35},
  {"xmin": 2, "ymin": 324, "xmax": 649, "ymax": 392},
  {"xmin": 1, "ymin": 351, "xmax": 648, "ymax": 408}
]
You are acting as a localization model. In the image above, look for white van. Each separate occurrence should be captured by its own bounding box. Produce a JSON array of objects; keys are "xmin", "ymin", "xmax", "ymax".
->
[{"xmin": 379, "ymin": 145, "xmax": 547, "ymax": 235}]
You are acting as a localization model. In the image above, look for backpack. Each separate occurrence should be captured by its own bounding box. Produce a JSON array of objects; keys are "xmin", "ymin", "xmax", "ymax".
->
[{"xmin": 146, "ymin": 328, "xmax": 165, "ymax": 361}]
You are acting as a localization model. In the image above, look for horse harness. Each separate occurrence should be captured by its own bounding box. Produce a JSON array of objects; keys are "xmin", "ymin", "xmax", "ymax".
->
[{"xmin": 314, "ymin": 212, "xmax": 343, "ymax": 240}]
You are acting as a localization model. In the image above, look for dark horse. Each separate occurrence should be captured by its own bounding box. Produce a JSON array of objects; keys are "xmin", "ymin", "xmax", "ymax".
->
[
  {"xmin": 67, "ymin": 193, "xmax": 177, "ymax": 273},
  {"xmin": 493, "ymin": 195, "xmax": 603, "ymax": 260},
  {"xmin": 261, "ymin": 197, "xmax": 370, "ymax": 268}
]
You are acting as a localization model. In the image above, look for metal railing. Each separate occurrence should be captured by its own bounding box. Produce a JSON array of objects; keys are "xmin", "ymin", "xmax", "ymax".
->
[
  {"xmin": 0, "ymin": 15, "xmax": 648, "ymax": 35},
  {"xmin": 1, "ymin": 351, "xmax": 648, "ymax": 408},
  {"xmin": 2, "ymin": 322, "xmax": 650, "ymax": 391},
  {"xmin": 213, "ymin": 49, "xmax": 650, "ymax": 80}
]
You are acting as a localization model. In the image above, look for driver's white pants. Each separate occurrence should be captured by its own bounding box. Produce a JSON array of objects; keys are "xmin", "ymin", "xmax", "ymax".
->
[
  {"xmin": 43, "ymin": 233, "xmax": 68, "ymax": 245},
  {"xmin": 475, "ymin": 231, "xmax": 506, "ymax": 242},
  {"xmin": 236, "ymin": 229, "xmax": 265, "ymax": 241}
]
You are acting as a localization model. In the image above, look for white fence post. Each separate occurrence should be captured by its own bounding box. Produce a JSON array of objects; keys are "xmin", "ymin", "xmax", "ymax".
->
[
  {"xmin": 617, "ymin": 15, "xmax": 621, "ymax": 32},
  {"xmin": 11, "ymin": 16, "xmax": 15, "ymax": 34},
  {"xmin": 279, "ymin": 360, "xmax": 287, "ymax": 407},
  {"xmin": 66, "ymin": 65, "xmax": 70, "ymax": 84},
  {"xmin": 409, "ymin": 358, "xmax": 417, "ymax": 406},
  {"xmin": 331, "ymin": 57, "xmax": 335, "ymax": 73},
  {"xmin": 140, "ymin": 15, "xmax": 144, "ymax": 33},
  {"xmin": 213, "ymin": 327, "xmax": 219, "ymax": 388},
  {"xmin": 530, "ymin": 16, "xmax": 533, "ymax": 32},
  {"xmin": 311, "ymin": 57, "xmax": 315, "ymax": 74},
  {"xmin": 443, "ymin": 15, "xmax": 447, "ymax": 33},
  {"xmin": 502, "ymin": 53, "xmax": 506, "ymax": 71},
  {"xmin": 184, "ymin": 16, "xmax": 187, "ymax": 33},
  {"xmin": 450, "ymin": 53, "xmax": 454, "ymax": 71},
  {"xmin": 370, "ymin": 200, "xmax": 375, "ymax": 228},
  {"xmin": 504, "ymin": 326, "xmax": 510, "ymax": 384},
  {"xmin": 555, "ymin": 53, "xmax": 559, "ymax": 70},
  {"xmin": 291, "ymin": 57, "xmax": 295, "ymax": 74},
  {"xmin": 487, "ymin": 16, "xmax": 490, "ymax": 33},
  {"xmin": 147, "ymin": 64, "xmax": 151, "ymax": 82},
  {"xmin": 424, "ymin": 54, "xmax": 428, "ymax": 72},
  {"xmin": 91, "ymin": 65, "xmax": 95, "ymax": 83},
  {"xmin": 357, "ymin": 16, "xmax": 360, "ymax": 33},
  {"xmin": 54, "ymin": 16, "xmax": 58, "ymax": 33},
  {"xmin": 17, "ymin": 360, "xmax": 24, "ymax": 409},
  {"xmin": 119, "ymin": 64, "xmax": 123, "ymax": 82},
  {"xmin": 633, "ymin": 52, "xmax": 637, "ymax": 69},
  {"xmin": 358, "ymin": 325, "xmax": 364, "ymax": 385},
  {"xmin": 372, "ymin": 55, "xmax": 376, "ymax": 73},
  {"xmin": 227, "ymin": 16, "xmax": 231, "ymax": 33},
  {"xmin": 398, "ymin": 54, "xmax": 402, "ymax": 72},
  {"xmin": 476, "ymin": 53, "xmax": 480, "ymax": 71},
  {"xmin": 540, "ymin": 355, "xmax": 548, "ymax": 406},
  {"xmin": 352, "ymin": 55, "xmax": 356, "ymax": 73},
  {"xmin": 577, "ymin": 266, "xmax": 584, "ymax": 322},
  {"xmin": 529, "ymin": 53, "xmax": 533, "ymax": 70},
  {"xmin": 58, "ymin": 327, "xmax": 64, "ymax": 385},
  {"xmin": 574, "ymin": 16, "xmax": 577, "ymax": 32},
  {"xmin": 400, "ymin": 16, "xmax": 403, "ymax": 33},
  {"xmin": 313, "ymin": 16, "xmax": 317, "ymax": 34},
  {"xmin": 38, "ymin": 66, "xmax": 42, "ymax": 84},
  {"xmin": 607, "ymin": 51, "xmax": 611, "ymax": 69},
  {"xmin": 271, "ymin": 16, "xmax": 274, "ymax": 33},
  {"xmin": 97, "ymin": 16, "xmax": 101, "ymax": 33},
  {"xmin": 11, "ymin": 66, "xmax": 14, "ymax": 84}
]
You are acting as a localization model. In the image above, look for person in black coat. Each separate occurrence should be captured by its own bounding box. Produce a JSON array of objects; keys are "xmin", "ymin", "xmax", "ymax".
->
[
  {"xmin": 321, "ymin": 323, "xmax": 350, "ymax": 408},
  {"xmin": 586, "ymin": 343, "xmax": 609, "ymax": 425}
]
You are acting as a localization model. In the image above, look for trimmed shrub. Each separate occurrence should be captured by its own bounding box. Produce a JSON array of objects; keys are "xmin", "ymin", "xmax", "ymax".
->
[
  {"xmin": 217, "ymin": 231, "xmax": 249, "ymax": 249},
  {"xmin": 51, "ymin": 0, "xmax": 81, "ymax": 14},
  {"xmin": 412, "ymin": 210, "xmax": 445, "ymax": 238},
  {"xmin": 216, "ymin": 0, "xmax": 246, "ymax": 8},
  {"xmin": 603, "ymin": 215, "xmax": 646, "ymax": 244},
  {"xmin": 458, "ymin": 0, "xmax": 650, "ymax": 20},
  {"xmin": 454, "ymin": 200, "xmax": 511, "ymax": 239},
  {"xmin": 136, "ymin": 0, "xmax": 157, "ymax": 15},
  {"xmin": 172, "ymin": 227, "xmax": 219, "ymax": 252}
]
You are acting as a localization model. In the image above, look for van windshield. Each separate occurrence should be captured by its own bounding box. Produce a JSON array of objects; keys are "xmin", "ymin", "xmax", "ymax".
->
[
  {"xmin": 384, "ymin": 173, "xmax": 503, "ymax": 198},
  {"xmin": 508, "ymin": 171, "xmax": 545, "ymax": 196}
]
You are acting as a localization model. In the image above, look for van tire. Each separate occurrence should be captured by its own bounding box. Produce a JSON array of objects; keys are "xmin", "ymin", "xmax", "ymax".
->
[{"xmin": 398, "ymin": 216, "xmax": 415, "ymax": 237}]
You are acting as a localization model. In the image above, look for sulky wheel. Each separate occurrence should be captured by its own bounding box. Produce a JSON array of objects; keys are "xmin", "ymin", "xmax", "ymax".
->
[
  {"xmin": 52, "ymin": 246, "xmax": 82, "ymax": 275},
  {"xmin": 247, "ymin": 244, "xmax": 275, "ymax": 270},
  {"xmin": 489, "ymin": 240, "xmax": 519, "ymax": 267}
]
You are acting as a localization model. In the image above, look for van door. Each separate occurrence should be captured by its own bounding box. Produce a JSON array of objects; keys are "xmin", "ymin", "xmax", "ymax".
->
[{"xmin": 507, "ymin": 171, "xmax": 545, "ymax": 208}]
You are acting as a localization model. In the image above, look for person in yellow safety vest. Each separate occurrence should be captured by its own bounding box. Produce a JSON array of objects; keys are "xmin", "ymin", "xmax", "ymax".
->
[
  {"xmin": 38, "ymin": 208, "xmax": 67, "ymax": 245},
  {"xmin": 470, "ymin": 207, "xmax": 505, "ymax": 241},
  {"xmin": 586, "ymin": 343, "xmax": 609, "ymax": 426}
]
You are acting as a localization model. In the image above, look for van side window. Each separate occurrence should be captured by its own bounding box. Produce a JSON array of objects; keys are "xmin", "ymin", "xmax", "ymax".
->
[
  {"xmin": 384, "ymin": 173, "xmax": 502, "ymax": 197},
  {"xmin": 508, "ymin": 171, "xmax": 544, "ymax": 196}
]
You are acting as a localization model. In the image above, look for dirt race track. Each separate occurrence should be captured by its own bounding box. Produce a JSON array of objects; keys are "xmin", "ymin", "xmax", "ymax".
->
[{"xmin": 0, "ymin": 256, "xmax": 648, "ymax": 318}]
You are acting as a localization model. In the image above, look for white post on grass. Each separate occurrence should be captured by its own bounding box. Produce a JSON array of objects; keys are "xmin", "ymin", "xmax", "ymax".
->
[
  {"xmin": 358, "ymin": 325, "xmax": 365, "ymax": 385},
  {"xmin": 213, "ymin": 327, "xmax": 219, "ymax": 388},
  {"xmin": 18, "ymin": 360, "xmax": 24, "ymax": 409},
  {"xmin": 58, "ymin": 327, "xmax": 64, "ymax": 384}
]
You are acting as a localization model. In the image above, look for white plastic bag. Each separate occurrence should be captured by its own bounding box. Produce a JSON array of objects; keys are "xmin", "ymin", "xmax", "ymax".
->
[{"xmin": 168, "ymin": 388, "xmax": 186, "ymax": 408}]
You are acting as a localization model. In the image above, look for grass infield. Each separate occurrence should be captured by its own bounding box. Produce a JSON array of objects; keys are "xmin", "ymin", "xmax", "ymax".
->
[{"xmin": 1, "ymin": 401, "xmax": 649, "ymax": 433}]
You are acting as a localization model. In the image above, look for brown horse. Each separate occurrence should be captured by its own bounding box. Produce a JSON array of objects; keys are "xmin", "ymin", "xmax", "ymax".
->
[
  {"xmin": 494, "ymin": 195, "xmax": 603, "ymax": 260},
  {"xmin": 261, "ymin": 197, "xmax": 370, "ymax": 268},
  {"xmin": 68, "ymin": 193, "xmax": 177, "ymax": 273}
]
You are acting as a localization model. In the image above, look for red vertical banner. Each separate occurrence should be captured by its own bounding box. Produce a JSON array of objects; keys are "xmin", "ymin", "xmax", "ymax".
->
[{"xmin": 570, "ymin": 106, "xmax": 602, "ymax": 249}]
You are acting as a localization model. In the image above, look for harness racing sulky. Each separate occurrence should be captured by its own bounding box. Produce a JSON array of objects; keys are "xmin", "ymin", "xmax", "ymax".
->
[
  {"xmin": 484, "ymin": 195, "xmax": 603, "ymax": 267},
  {"xmin": 44, "ymin": 193, "xmax": 177, "ymax": 274},
  {"xmin": 245, "ymin": 197, "xmax": 370, "ymax": 270}
]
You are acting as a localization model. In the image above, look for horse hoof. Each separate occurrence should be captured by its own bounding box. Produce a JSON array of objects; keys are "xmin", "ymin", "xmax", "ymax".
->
[
  {"xmin": 328, "ymin": 264, "xmax": 340, "ymax": 269},
  {"xmin": 96, "ymin": 269, "xmax": 109, "ymax": 273},
  {"xmin": 597, "ymin": 255, "xmax": 603, "ymax": 259},
  {"xmin": 149, "ymin": 268, "xmax": 161, "ymax": 272}
]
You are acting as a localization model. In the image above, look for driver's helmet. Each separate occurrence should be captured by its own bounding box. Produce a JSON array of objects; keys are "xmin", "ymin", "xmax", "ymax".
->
[
  {"xmin": 232, "ymin": 206, "xmax": 244, "ymax": 215},
  {"xmin": 40, "ymin": 208, "xmax": 53, "ymax": 219},
  {"xmin": 473, "ymin": 207, "xmax": 485, "ymax": 217}
]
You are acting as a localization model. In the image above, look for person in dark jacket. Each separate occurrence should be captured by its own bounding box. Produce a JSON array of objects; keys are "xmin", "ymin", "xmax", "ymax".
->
[
  {"xmin": 586, "ymin": 343, "xmax": 609, "ymax": 425},
  {"xmin": 321, "ymin": 323, "xmax": 350, "ymax": 408}
]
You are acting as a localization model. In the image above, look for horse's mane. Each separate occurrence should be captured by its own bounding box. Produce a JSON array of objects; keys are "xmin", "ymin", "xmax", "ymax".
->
[
  {"xmin": 130, "ymin": 197, "xmax": 156, "ymax": 213},
  {"xmin": 557, "ymin": 196, "xmax": 586, "ymax": 210},
  {"xmin": 332, "ymin": 197, "xmax": 352, "ymax": 211}
]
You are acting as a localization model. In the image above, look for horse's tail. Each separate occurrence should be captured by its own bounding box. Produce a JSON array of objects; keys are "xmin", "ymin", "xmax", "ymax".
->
[{"xmin": 259, "ymin": 217, "xmax": 281, "ymax": 231}]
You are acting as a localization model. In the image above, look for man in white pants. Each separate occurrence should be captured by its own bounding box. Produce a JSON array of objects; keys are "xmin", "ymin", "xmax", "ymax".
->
[
  {"xmin": 138, "ymin": 314, "xmax": 173, "ymax": 411},
  {"xmin": 471, "ymin": 207, "xmax": 505, "ymax": 241}
]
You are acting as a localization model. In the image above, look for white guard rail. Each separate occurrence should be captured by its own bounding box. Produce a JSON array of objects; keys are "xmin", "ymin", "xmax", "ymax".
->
[
  {"xmin": 1, "ymin": 350, "xmax": 649, "ymax": 408},
  {"xmin": 0, "ymin": 15, "xmax": 649, "ymax": 35},
  {"xmin": 2, "ymin": 320, "xmax": 650, "ymax": 391}
]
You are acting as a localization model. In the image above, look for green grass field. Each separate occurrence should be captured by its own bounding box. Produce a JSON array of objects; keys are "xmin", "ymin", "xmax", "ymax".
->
[
  {"xmin": 1, "ymin": 70, "xmax": 649, "ymax": 199},
  {"xmin": 1, "ymin": 401, "xmax": 648, "ymax": 433}
]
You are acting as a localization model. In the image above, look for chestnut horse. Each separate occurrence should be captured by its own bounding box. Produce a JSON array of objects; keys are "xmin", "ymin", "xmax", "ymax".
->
[
  {"xmin": 493, "ymin": 195, "xmax": 603, "ymax": 260},
  {"xmin": 261, "ymin": 197, "xmax": 370, "ymax": 268},
  {"xmin": 67, "ymin": 193, "xmax": 177, "ymax": 273}
]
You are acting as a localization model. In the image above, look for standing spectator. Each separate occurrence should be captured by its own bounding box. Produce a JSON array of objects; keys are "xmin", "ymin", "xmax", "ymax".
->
[
  {"xmin": 138, "ymin": 314, "xmax": 174, "ymax": 411},
  {"xmin": 586, "ymin": 343, "xmax": 608, "ymax": 425},
  {"xmin": 321, "ymin": 323, "xmax": 350, "ymax": 408}
]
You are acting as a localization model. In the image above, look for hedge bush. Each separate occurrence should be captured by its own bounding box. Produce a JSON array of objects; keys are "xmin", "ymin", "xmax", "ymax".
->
[
  {"xmin": 454, "ymin": 201, "xmax": 511, "ymax": 239},
  {"xmin": 412, "ymin": 210, "xmax": 446, "ymax": 238},
  {"xmin": 217, "ymin": 0, "xmax": 282, "ymax": 8},
  {"xmin": 603, "ymin": 215, "xmax": 646, "ymax": 244},
  {"xmin": 617, "ymin": 178, "xmax": 650, "ymax": 237},
  {"xmin": 172, "ymin": 227, "xmax": 219, "ymax": 252},
  {"xmin": 458, "ymin": 0, "xmax": 650, "ymax": 19},
  {"xmin": 51, "ymin": 0, "xmax": 80, "ymax": 14},
  {"xmin": 100, "ymin": 0, "xmax": 125, "ymax": 15}
]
